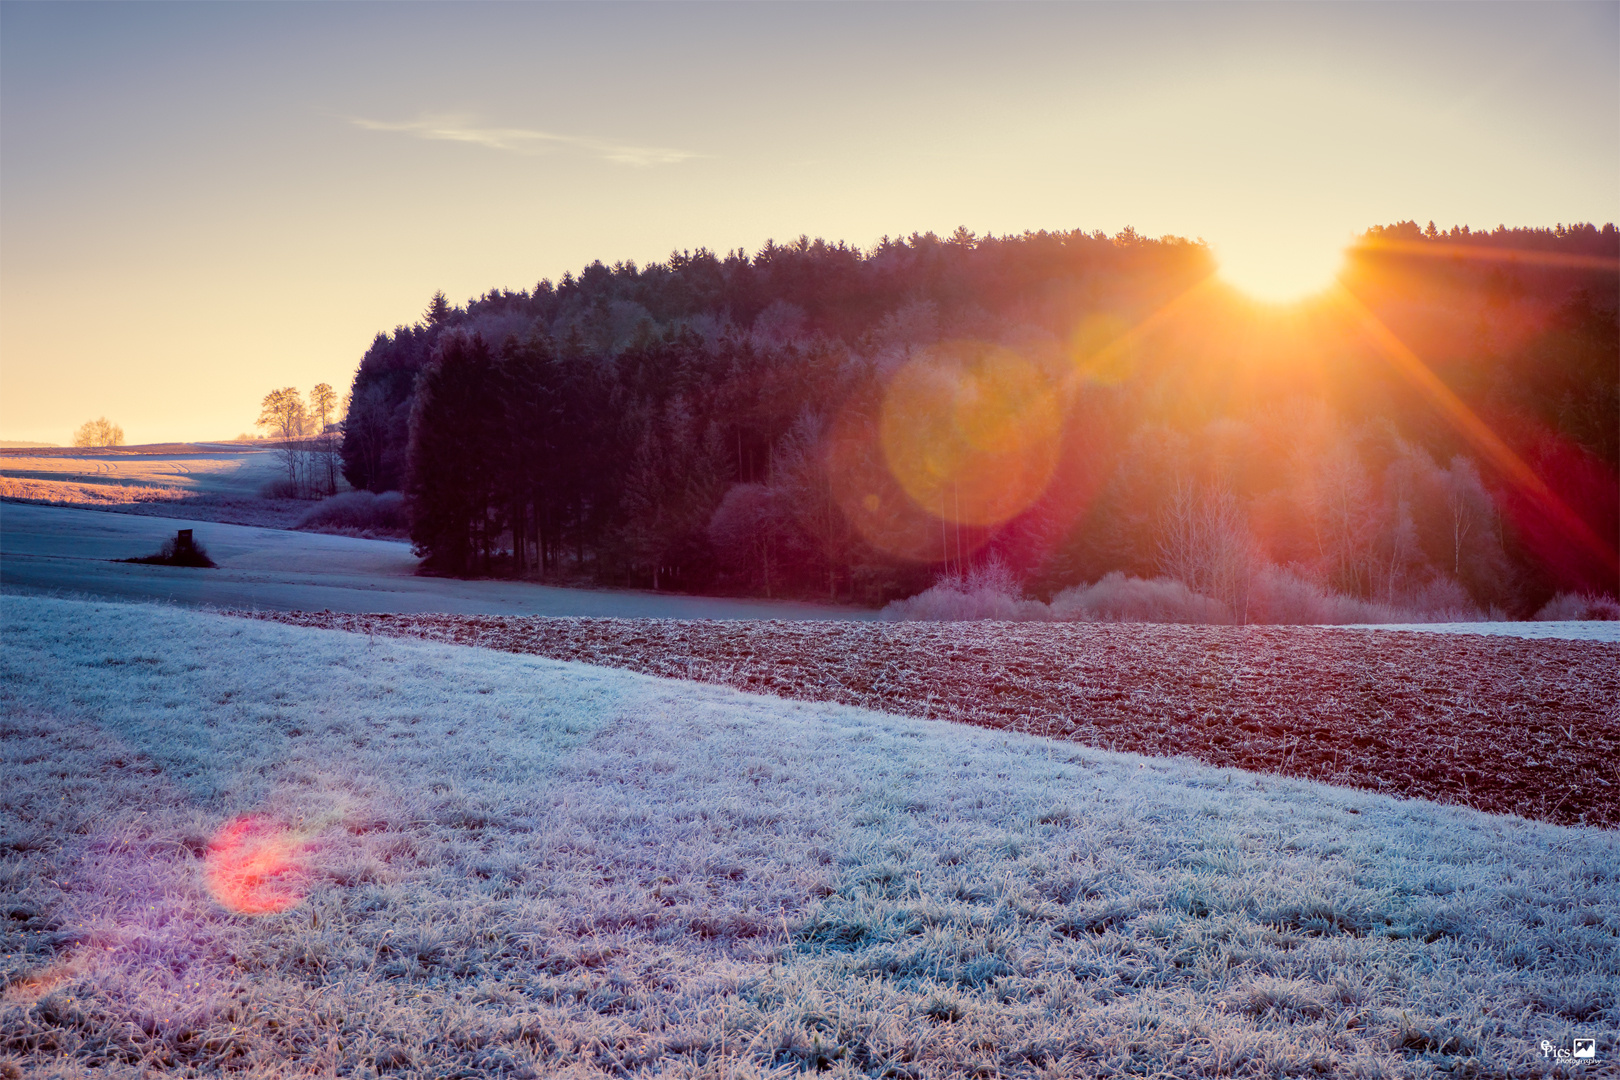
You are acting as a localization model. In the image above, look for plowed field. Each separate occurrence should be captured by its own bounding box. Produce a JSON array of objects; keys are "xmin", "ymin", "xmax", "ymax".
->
[{"xmin": 236, "ymin": 612, "xmax": 1620, "ymax": 829}]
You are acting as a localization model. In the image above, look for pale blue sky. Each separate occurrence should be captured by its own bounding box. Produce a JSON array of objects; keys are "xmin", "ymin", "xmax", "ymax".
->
[{"xmin": 2, "ymin": 1, "xmax": 1615, "ymax": 443}]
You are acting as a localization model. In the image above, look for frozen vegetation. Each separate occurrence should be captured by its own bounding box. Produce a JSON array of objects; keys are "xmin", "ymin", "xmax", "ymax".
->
[
  {"xmin": 3, "ymin": 445, "xmax": 401, "ymax": 538},
  {"xmin": 0, "ymin": 503, "xmax": 872, "ymax": 620},
  {"xmin": 0, "ymin": 446, "xmax": 309, "ymax": 528},
  {"xmin": 884, "ymin": 561, "xmax": 1620, "ymax": 639},
  {"xmin": 2, "ymin": 595, "xmax": 1616, "ymax": 1077}
]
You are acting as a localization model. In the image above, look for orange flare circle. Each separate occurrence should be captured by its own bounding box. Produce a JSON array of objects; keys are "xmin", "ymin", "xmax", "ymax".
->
[
  {"xmin": 827, "ymin": 402, "xmax": 975, "ymax": 563},
  {"xmin": 879, "ymin": 342, "xmax": 1061, "ymax": 528},
  {"xmin": 1068, "ymin": 314, "xmax": 1136, "ymax": 386}
]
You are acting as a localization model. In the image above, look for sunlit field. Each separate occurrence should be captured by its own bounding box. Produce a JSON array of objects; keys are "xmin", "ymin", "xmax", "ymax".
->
[
  {"xmin": 3, "ymin": 595, "xmax": 1615, "ymax": 1078},
  {"xmin": 0, "ymin": 446, "xmax": 303, "ymax": 529},
  {"xmin": 0, "ymin": 446, "xmax": 283, "ymax": 501}
]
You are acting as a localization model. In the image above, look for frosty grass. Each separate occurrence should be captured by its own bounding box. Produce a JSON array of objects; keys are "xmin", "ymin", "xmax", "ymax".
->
[{"xmin": 1, "ymin": 595, "xmax": 1615, "ymax": 1078}]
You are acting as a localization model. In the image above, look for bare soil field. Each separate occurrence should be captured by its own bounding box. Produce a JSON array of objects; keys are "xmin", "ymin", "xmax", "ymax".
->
[{"xmin": 241, "ymin": 612, "xmax": 1620, "ymax": 830}]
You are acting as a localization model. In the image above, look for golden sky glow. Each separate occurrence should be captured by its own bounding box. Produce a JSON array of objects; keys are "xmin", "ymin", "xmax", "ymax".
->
[{"xmin": 1, "ymin": 2, "xmax": 1615, "ymax": 443}]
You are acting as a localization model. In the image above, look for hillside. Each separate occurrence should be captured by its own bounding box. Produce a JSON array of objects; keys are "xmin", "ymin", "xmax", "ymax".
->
[{"xmin": 343, "ymin": 224, "xmax": 1619, "ymax": 616}]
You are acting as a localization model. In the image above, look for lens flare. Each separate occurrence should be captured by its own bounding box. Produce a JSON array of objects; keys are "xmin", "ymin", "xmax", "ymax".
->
[
  {"xmin": 827, "ymin": 403, "xmax": 989, "ymax": 563},
  {"xmin": 880, "ymin": 343, "xmax": 1061, "ymax": 528},
  {"xmin": 205, "ymin": 815, "xmax": 308, "ymax": 915},
  {"xmin": 1068, "ymin": 314, "xmax": 1136, "ymax": 386}
]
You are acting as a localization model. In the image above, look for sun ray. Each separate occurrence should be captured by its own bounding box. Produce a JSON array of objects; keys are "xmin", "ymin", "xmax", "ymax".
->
[
  {"xmin": 1354, "ymin": 237, "xmax": 1620, "ymax": 273},
  {"xmin": 1056, "ymin": 274, "xmax": 1223, "ymax": 398},
  {"xmin": 1328, "ymin": 284, "xmax": 1618, "ymax": 581}
]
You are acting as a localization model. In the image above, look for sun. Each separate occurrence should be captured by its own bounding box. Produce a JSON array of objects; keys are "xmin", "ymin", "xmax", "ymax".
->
[{"xmin": 1214, "ymin": 233, "xmax": 1348, "ymax": 305}]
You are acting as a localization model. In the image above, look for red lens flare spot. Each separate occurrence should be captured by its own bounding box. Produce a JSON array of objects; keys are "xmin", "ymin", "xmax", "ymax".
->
[{"xmin": 205, "ymin": 815, "xmax": 308, "ymax": 915}]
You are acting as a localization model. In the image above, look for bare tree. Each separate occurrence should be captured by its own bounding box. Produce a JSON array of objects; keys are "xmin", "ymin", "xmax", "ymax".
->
[
  {"xmin": 1157, "ymin": 480, "xmax": 1255, "ymax": 622},
  {"xmin": 1445, "ymin": 455, "xmax": 1492, "ymax": 578},
  {"xmin": 309, "ymin": 383, "xmax": 341, "ymax": 496},
  {"xmin": 257, "ymin": 387, "xmax": 308, "ymax": 492},
  {"xmin": 1308, "ymin": 441, "xmax": 1377, "ymax": 597},
  {"xmin": 72, "ymin": 417, "xmax": 125, "ymax": 448}
]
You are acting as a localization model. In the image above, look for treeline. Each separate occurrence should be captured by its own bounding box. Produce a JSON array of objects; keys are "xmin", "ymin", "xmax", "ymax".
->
[{"xmin": 341, "ymin": 223, "xmax": 1618, "ymax": 614}]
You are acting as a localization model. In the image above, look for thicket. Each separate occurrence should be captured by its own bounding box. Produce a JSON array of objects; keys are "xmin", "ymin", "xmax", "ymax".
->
[{"xmin": 342, "ymin": 223, "xmax": 1618, "ymax": 617}]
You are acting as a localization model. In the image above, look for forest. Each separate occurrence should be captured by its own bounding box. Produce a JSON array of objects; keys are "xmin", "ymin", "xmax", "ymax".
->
[{"xmin": 340, "ymin": 222, "xmax": 1618, "ymax": 618}]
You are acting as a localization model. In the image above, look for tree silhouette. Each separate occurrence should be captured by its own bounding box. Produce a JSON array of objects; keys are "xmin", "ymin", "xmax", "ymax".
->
[{"xmin": 72, "ymin": 417, "xmax": 124, "ymax": 448}]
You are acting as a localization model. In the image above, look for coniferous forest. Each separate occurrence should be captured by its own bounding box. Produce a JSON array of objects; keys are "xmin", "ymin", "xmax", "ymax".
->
[{"xmin": 341, "ymin": 223, "xmax": 1618, "ymax": 616}]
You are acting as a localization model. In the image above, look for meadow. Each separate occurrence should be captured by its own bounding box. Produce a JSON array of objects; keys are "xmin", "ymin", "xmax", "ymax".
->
[
  {"xmin": 3, "ymin": 595, "xmax": 1616, "ymax": 1078},
  {"xmin": 0, "ymin": 446, "xmax": 298, "ymax": 528},
  {"xmin": 0, "ymin": 502, "xmax": 867, "ymax": 620}
]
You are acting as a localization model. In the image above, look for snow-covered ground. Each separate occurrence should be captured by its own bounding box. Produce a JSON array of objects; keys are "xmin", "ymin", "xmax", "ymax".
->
[
  {"xmin": 0, "ymin": 502, "xmax": 876, "ymax": 619},
  {"xmin": 1341, "ymin": 621, "xmax": 1620, "ymax": 642},
  {"xmin": 2, "ymin": 594, "xmax": 1614, "ymax": 1078}
]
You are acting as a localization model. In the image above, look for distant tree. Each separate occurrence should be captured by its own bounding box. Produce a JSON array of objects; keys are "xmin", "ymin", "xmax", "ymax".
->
[
  {"xmin": 1157, "ymin": 480, "xmax": 1255, "ymax": 621},
  {"xmin": 341, "ymin": 383, "xmax": 392, "ymax": 492},
  {"xmin": 257, "ymin": 387, "xmax": 307, "ymax": 441},
  {"xmin": 257, "ymin": 387, "xmax": 308, "ymax": 492},
  {"xmin": 341, "ymin": 327, "xmax": 436, "ymax": 492},
  {"xmin": 425, "ymin": 290, "xmax": 451, "ymax": 327},
  {"xmin": 309, "ymin": 382, "xmax": 341, "ymax": 496},
  {"xmin": 72, "ymin": 417, "xmax": 125, "ymax": 447},
  {"xmin": 309, "ymin": 383, "xmax": 338, "ymax": 433},
  {"xmin": 1307, "ymin": 440, "xmax": 1378, "ymax": 598},
  {"xmin": 707, "ymin": 482, "xmax": 801, "ymax": 598}
]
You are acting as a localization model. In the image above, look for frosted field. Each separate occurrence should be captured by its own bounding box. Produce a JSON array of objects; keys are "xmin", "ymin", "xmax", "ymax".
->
[
  {"xmin": 0, "ymin": 503, "xmax": 871, "ymax": 619},
  {"xmin": 2, "ymin": 595, "xmax": 1616, "ymax": 1078},
  {"xmin": 1336, "ymin": 622, "xmax": 1620, "ymax": 643},
  {"xmin": 0, "ymin": 446, "xmax": 285, "ymax": 505}
]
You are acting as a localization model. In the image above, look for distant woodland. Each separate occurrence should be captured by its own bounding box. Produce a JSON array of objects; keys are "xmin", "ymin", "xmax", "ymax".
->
[{"xmin": 341, "ymin": 222, "xmax": 1618, "ymax": 616}]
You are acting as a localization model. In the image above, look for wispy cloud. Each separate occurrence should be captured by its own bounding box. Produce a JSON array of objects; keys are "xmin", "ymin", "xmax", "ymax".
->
[{"xmin": 349, "ymin": 114, "xmax": 697, "ymax": 167}]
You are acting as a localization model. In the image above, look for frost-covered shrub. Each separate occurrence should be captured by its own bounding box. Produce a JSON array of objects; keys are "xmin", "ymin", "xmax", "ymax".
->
[
  {"xmin": 1404, "ymin": 576, "xmax": 1484, "ymax": 622},
  {"xmin": 259, "ymin": 476, "xmax": 301, "ymax": 499},
  {"xmin": 1049, "ymin": 572, "xmax": 1229, "ymax": 624},
  {"xmin": 1243, "ymin": 566, "xmax": 1487, "ymax": 625},
  {"xmin": 123, "ymin": 532, "xmax": 217, "ymax": 568},
  {"xmin": 881, "ymin": 556, "xmax": 1049, "ymax": 621},
  {"xmin": 882, "ymin": 583, "xmax": 1049, "ymax": 622},
  {"xmin": 1534, "ymin": 592, "xmax": 1620, "ymax": 621},
  {"xmin": 1245, "ymin": 566, "xmax": 1401, "ymax": 625},
  {"xmin": 296, "ymin": 490, "xmax": 408, "ymax": 537},
  {"xmin": 888, "ymin": 561, "xmax": 1514, "ymax": 627}
]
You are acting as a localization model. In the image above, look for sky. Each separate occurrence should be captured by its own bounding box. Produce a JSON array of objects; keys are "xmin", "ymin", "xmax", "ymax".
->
[{"xmin": 1, "ymin": 1, "xmax": 1616, "ymax": 445}]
